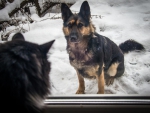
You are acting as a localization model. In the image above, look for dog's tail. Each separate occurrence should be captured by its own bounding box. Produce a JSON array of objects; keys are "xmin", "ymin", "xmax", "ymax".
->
[{"xmin": 119, "ymin": 39, "xmax": 145, "ymax": 54}]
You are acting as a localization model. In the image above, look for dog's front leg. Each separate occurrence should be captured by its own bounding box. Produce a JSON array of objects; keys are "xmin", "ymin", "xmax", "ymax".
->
[
  {"xmin": 75, "ymin": 70, "xmax": 85, "ymax": 94},
  {"xmin": 97, "ymin": 69, "xmax": 105, "ymax": 94}
]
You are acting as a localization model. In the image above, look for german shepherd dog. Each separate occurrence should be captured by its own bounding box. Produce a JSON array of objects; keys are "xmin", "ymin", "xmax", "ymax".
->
[
  {"xmin": 61, "ymin": 1, "xmax": 144, "ymax": 94},
  {"xmin": 0, "ymin": 33, "xmax": 55, "ymax": 113}
]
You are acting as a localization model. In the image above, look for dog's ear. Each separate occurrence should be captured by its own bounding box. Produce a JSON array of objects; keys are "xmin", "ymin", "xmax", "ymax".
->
[
  {"xmin": 40, "ymin": 40, "xmax": 55, "ymax": 54},
  {"xmin": 61, "ymin": 3, "xmax": 73, "ymax": 22},
  {"xmin": 12, "ymin": 32, "xmax": 25, "ymax": 41},
  {"xmin": 79, "ymin": 1, "xmax": 91, "ymax": 22}
]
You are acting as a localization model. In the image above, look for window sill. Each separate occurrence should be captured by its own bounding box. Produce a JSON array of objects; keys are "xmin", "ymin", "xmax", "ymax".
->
[{"xmin": 43, "ymin": 95, "xmax": 150, "ymax": 113}]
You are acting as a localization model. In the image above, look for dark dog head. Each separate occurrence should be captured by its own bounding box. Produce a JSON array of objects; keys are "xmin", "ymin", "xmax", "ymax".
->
[
  {"xmin": 61, "ymin": 1, "xmax": 95, "ymax": 43},
  {"xmin": 0, "ymin": 32, "xmax": 55, "ymax": 112}
]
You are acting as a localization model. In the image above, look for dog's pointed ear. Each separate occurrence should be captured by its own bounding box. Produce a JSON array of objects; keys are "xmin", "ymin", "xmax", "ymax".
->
[
  {"xmin": 12, "ymin": 32, "xmax": 25, "ymax": 41},
  {"xmin": 61, "ymin": 3, "xmax": 73, "ymax": 22},
  {"xmin": 79, "ymin": 1, "xmax": 91, "ymax": 22},
  {"xmin": 40, "ymin": 40, "xmax": 55, "ymax": 54}
]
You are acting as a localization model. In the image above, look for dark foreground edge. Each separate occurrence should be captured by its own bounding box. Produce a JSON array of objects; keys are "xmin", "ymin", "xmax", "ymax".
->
[{"xmin": 43, "ymin": 95, "xmax": 150, "ymax": 113}]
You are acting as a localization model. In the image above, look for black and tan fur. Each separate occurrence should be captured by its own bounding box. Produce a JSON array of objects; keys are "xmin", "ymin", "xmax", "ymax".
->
[
  {"xmin": 0, "ymin": 33, "xmax": 55, "ymax": 113},
  {"xmin": 61, "ymin": 1, "xmax": 145, "ymax": 94}
]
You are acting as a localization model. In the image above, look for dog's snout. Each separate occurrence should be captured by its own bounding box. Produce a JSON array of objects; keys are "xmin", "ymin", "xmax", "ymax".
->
[
  {"xmin": 71, "ymin": 36, "xmax": 77, "ymax": 42},
  {"xmin": 70, "ymin": 33, "xmax": 78, "ymax": 42}
]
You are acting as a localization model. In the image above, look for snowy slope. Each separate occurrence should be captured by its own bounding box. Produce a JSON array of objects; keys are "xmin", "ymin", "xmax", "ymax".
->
[{"xmin": 0, "ymin": 0, "xmax": 150, "ymax": 95}]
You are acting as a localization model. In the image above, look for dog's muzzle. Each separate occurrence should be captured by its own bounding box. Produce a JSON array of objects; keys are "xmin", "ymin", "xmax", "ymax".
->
[{"xmin": 70, "ymin": 34, "xmax": 78, "ymax": 42}]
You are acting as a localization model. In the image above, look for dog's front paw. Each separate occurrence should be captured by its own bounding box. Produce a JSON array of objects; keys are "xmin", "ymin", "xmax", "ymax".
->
[
  {"xmin": 76, "ymin": 90, "xmax": 85, "ymax": 94},
  {"xmin": 97, "ymin": 91, "xmax": 104, "ymax": 94},
  {"xmin": 97, "ymin": 89, "xmax": 104, "ymax": 94}
]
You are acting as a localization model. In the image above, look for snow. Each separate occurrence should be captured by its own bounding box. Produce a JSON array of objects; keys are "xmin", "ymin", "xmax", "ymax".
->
[
  {"xmin": 0, "ymin": 0, "xmax": 24, "ymax": 21},
  {"xmin": 1, "ymin": 0, "xmax": 150, "ymax": 95}
]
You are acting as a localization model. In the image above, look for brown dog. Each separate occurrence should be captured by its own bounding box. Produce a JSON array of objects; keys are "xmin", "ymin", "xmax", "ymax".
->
[{"xmin": 61, "ymin": 1, "xmax": 144, "ymax": 94}]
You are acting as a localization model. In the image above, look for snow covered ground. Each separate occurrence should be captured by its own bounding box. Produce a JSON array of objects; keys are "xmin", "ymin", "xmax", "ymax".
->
[{"xmin": 0, "ymin": 0, "xmax": 150, "ymax": 95}]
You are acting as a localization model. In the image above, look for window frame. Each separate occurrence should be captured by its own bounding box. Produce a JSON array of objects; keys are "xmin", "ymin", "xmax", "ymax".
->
[{"xmin": 43, "ymin": 95, "xmax": 150, "ymax": 113}]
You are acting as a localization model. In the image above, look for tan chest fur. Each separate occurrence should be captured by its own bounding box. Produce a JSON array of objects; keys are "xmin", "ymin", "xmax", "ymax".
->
[{"xmin": 70, "ymin": 59, "xmax": 100, "ymax": 77}]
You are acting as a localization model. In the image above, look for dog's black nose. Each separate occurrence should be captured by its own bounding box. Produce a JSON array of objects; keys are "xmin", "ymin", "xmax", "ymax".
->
[{"xmin": 70, "ymin": 36, "xmax": 77, "ymax": 42}]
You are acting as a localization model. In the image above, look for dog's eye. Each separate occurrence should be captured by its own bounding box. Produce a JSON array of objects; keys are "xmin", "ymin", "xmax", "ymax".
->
[
  {"xmin": 68, "ymin": 23, "xmax": 72, "ymax": 28},
  {"xmin": 78, "ymin": 23, "xmax": 83, "ymax": 28}
]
